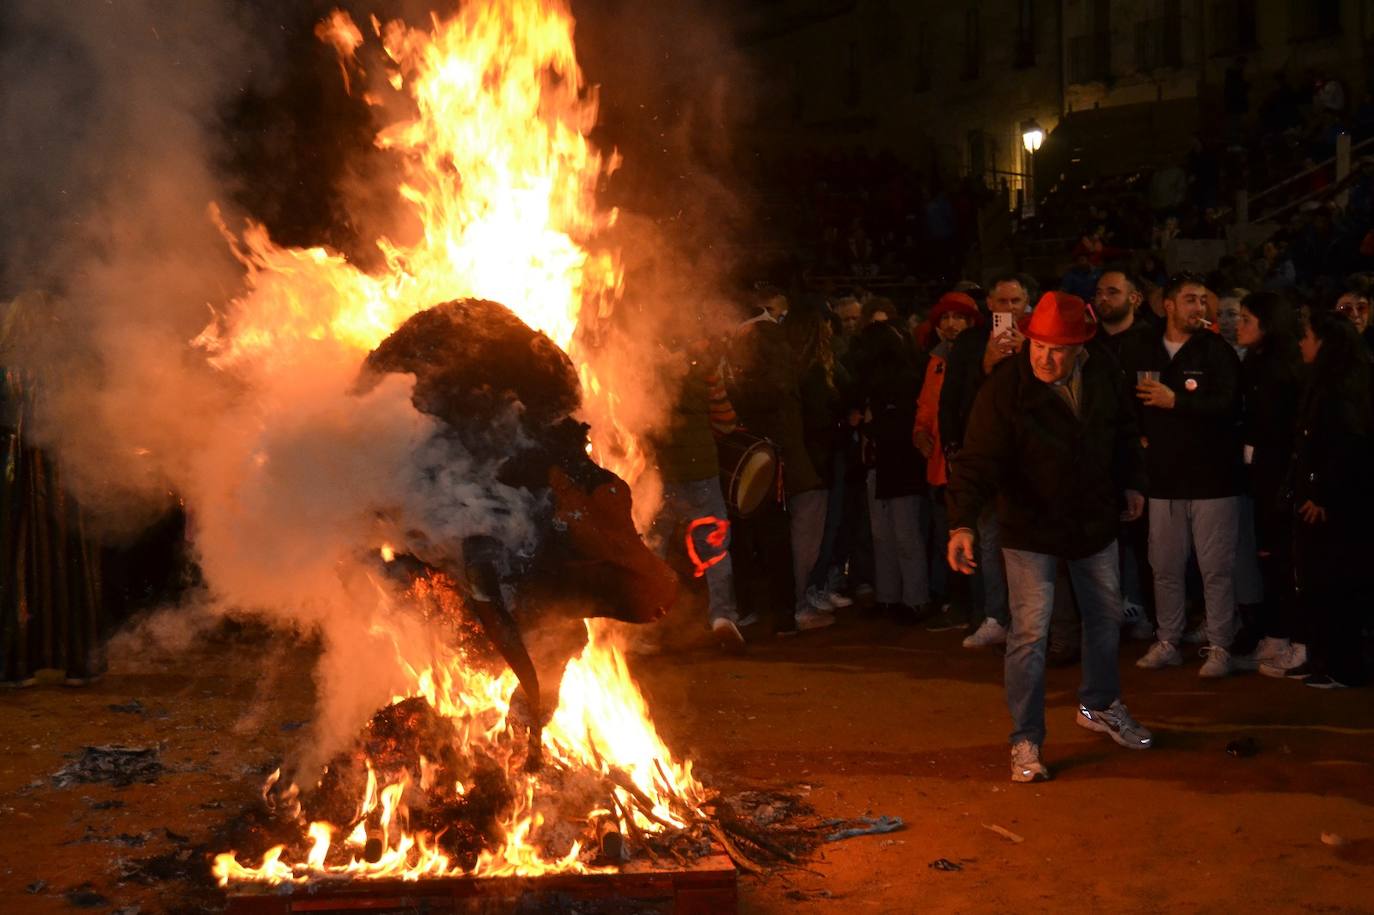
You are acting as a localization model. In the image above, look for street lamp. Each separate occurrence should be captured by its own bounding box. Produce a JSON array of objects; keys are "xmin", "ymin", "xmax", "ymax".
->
[{"xmin": 1020, "ymin": 118, "xmax": 1044, "ymax": 218}]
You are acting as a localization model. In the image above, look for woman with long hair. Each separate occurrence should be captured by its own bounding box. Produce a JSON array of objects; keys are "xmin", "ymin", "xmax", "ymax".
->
[
  {"xmin": 781, "ymin": 301, "xmax": 845, "ymax": 630},
  {"xmin": 1236, "ymin": 292, "xmax": 1304, "ymax": 669},
  {"xmin": 1272, "ymin": 308, "xmax": 1374, "ymax": 687}
]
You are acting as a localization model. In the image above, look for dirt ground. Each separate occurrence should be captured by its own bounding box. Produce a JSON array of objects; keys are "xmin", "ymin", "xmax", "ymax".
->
[{"xmin": 2, "ymin": 611, "xmax": 1372, "ymax": 914}]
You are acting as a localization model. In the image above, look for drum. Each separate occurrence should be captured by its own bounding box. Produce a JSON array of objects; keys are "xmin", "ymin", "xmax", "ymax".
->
[{"xmin": 717, "ymin": 430, "xmax": 778, "ymax": 518}]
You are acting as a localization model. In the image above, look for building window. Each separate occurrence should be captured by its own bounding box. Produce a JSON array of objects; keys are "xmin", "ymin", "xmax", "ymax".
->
[
  {"xmin": 1014, "ymin": 0, "xmax": 1036, "ymax": 68},
  {"xmin": 1136, "ymin": 0, "xmax": 1183, "ymax": 71},
  {"xmin": 1288, "ymin": 0, "xmax": 1340, "ymax": 41},
  {"xmin": 1069, "ymin": 0, "xmax": 1111, "ymax": 83},
  {"xmin": 962, "ymin": 7, "xmax": 981, "ymax": 80},
  {"xmin": 914, "ymin": 20, "xmax": 932, "ymax": 93},
  {"xmin": 1210, "ymin": 0, "xmax": 1258, "ymax": 55}
]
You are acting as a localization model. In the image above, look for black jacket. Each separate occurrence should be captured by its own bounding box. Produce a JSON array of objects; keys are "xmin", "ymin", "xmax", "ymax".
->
[
  {"xmin": 1239, "ymin": 341, "xmax": 1302, "ymax": 548},
  {"xmin": 1291, "ymin": 390, "xmax": 1374, "ymax": 543},
  {"xmin": 1097, "ymin": 318, "xmax": 1156, "ymax": 367},
  {"xmin": 937, "ymin": 323, "xmax": 992, "ymax": 456},
  {"xmin": 947, "ymin": 348, "xmax": 1146, "ymax": 559},
  {"xmin": 1117, "ymin": 327, "xmax": 1243, "ymax": 500},
  {"xmin": 851, "ymin": 322, "xmax": 927, "ymax": 499}
]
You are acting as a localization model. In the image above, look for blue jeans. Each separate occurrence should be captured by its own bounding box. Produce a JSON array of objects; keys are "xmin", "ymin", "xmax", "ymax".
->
[
  {"xmin": 1002, "ymin": 541, "xmax": 1123, "ymax": 747},
  {"xmin": 648, "ymin": 478, "xmax": 739, "ymax": 625},
  {"xmin": 974, "ymin": 510, "xmax": 1009, "ymax": 626},
  {"xmin": 789, "ymin": 489, "xmax": 829, "ymax": 613}
]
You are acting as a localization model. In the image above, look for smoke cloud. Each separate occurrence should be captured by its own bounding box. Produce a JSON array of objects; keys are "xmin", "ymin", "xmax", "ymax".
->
[{"xmin": 3, "ymin": 0, "xmax": 753, "ymax": 771}]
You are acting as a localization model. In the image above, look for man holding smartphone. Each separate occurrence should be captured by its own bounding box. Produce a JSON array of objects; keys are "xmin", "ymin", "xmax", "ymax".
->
[
  {"xmin": 947, "ymin": 291, "xmax": 1152, "ymax": 783},
  {"xmin": 936, "ymin": 274, "xmax": 1035, "ymax": 643}
]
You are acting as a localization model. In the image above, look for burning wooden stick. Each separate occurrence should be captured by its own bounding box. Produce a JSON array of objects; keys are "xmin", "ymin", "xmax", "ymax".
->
[{"xmin": 590, "ymin": 812, "xmax": 625, "ymax": 862}]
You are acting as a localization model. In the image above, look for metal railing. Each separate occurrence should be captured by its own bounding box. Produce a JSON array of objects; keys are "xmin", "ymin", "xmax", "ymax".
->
[{"xmin": 1236, "ymin": 134, "xmax": 1374, "ymax": 225}]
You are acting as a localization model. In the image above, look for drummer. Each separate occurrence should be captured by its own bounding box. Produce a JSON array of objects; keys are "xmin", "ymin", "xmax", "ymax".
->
[{"xmin": 645, "ymin": 334, "xmax": 748, "ymax": 651}]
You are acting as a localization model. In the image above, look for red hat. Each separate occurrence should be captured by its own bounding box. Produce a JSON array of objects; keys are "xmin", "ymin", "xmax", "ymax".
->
[
  {"xmin": 929, "ymin": 291, "xmax": 982, "ymax": 326},
  {"xmin": 1018, "ymin": 291, "xmax": 1097, "ymax": 345}
]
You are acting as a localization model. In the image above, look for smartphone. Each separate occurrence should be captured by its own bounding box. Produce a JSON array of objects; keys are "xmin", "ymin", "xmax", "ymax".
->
[{"xmin": 992, "ymin": 312, "xmax": 1014, "ymax": 337}]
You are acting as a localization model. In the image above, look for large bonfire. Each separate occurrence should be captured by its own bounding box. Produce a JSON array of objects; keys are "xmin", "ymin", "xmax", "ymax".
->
[{"xmin": 209, "ymin": 0, "xmax": 704, "ymax": 885}]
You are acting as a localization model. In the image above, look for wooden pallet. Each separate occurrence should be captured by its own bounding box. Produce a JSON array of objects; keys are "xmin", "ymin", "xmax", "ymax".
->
[{"xmin": 223, "ymin": 855, "xmax": 737, "ymax": 914}]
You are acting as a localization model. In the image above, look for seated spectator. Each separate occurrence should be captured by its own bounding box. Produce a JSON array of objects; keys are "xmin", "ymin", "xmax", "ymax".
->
[
  {"xmin": 1060, "ymin": 252, "xmax": 1101, "ymax": 301},
  {"xmin": 1333, "ymin": 276, "xmax": 1374, "ymax": 355}
]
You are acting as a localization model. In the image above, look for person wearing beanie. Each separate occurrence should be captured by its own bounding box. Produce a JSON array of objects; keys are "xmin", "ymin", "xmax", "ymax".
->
[
  {"xmin": 947, "ymin": 291, "xmax": 1152, "ymax": 783},
  {"xmin": 914, "ymin": 291, "xmax": 982, "ymax": 628}
]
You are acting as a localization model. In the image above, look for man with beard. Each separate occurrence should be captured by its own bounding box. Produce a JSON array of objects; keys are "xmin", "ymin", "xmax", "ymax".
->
[
  {"xmin": 947, "ymin": 292, "xmax": 1151, "ymax": 782},
  {"xmin": 1094, "ymin": 268, "xmax": 1156, "ymax": 642},
  {"xmin": 1119, "ymin": 274, "xmax": 1248, "ymax": 677},
  {"xmin": 1095, "ymin": 268, "xmax": 1154, "ymax": 342}
]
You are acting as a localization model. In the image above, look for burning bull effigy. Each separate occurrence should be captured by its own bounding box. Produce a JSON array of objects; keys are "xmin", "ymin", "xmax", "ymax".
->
[
  {"xmin": 189, "ymin": 0, "xmax": 802, "ymax": 893},
  {"xmin": 213, "ymin": 300, "xmax": 690, "ymax": 883},
  {"xmin": 357, "ymin": 297, "xmax": 677, "ymax": 766}
]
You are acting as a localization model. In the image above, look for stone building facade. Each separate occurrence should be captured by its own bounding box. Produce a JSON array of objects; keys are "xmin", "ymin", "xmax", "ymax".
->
[{"xmin": 733, "ymin": 0, "xmax": 1374, "ymax": 202}]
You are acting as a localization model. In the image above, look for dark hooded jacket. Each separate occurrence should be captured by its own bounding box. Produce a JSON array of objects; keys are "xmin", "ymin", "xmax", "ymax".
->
[{"xmin": 947, "ymin": 347, "xmax": 1146, "ymax": 559}]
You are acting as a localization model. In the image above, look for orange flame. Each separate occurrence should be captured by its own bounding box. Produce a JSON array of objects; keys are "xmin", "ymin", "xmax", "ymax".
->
[
  {"xmin": 210, "ymin": 0, "xmax": 699, "ymax": 885},
  {"xmin": 214, "ymin": 621, "xmax": 704, "ymax": 885}
]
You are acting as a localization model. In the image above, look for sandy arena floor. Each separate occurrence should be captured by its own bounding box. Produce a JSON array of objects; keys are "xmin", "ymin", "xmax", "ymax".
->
[{"xmin": 1, "ymin": 610, "xmax": 1371, "ymax": 913}]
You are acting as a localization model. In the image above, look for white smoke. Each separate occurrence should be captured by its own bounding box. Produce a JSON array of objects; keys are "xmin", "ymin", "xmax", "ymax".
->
[
  {"xmin": 2, "ymin": 0, "xmax": 752, "ymax": 772},
  {"xmin": 0, "ymin": 0, "xmax": 542, "ymax": 769}
]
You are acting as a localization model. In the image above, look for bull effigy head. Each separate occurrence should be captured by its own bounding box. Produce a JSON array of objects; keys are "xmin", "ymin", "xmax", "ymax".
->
[{"xmin": 355, "ymin": 299, "xmax": 676, "ymax": 764}]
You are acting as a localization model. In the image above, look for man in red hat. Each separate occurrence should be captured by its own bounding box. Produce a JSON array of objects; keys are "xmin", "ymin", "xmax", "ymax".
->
[{"xmin": 947, "ymin": 291, "xmax": 1152, "ymax": 783}]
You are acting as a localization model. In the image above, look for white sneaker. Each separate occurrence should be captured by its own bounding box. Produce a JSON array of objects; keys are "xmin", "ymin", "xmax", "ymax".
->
[
  {"xmin": 1010, "ymin": 740, "xmax": 1050, "ymax": 783},
  {"xmin": 962, "ymin": 617, "xmax": 1008, "ymax": 648},
  {"xmin": 1260, "ymin": 642, "xmax": 1307, "ymax": 678},
  {"xmin": 711, "ymin": 618, "xmax": 745, "ymax": 651},
  {"xmin": 1075, "ymin": 699, "xmax": 1153, "ymax": 749},
  {"xmin": 1253, "ymin": 637, "xmax": 1290, "ymax": 662},
  {"xmin": 1181, "ymin": 624, "xmax": 1206, "ymax": 645},
  {"xmin": 1121, "ymin": 602, "xmax": 1154, "ymax": 641},
  {"xmin": 805, "ymin": 587, "xmax": 835, "ymax": 612},
  {"xmin": 825, "ymin": 591, "xmax": 854, "ymax": 609},
  {"xmin": 1198, "ymin": 645, "xmax": 1236, "ymax": 678},
  {"xmin": 1136, "ymin": 640, "xmax": 1182, "ymax": 669},
  {"xmin": 795, "ymin": 607, "xmax": 836, "ymax": 631}
]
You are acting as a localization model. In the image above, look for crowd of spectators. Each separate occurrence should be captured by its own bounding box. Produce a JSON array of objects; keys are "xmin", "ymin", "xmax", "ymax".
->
[{"xmin": 654, "ymin": 245, "xmax": 1374, "ymax": 696}]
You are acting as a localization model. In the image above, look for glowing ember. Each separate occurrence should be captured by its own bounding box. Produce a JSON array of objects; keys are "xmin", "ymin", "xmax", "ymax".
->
[{"xmin": 209, "ymin": 0, "xmax": 701, "ymax": 886}]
